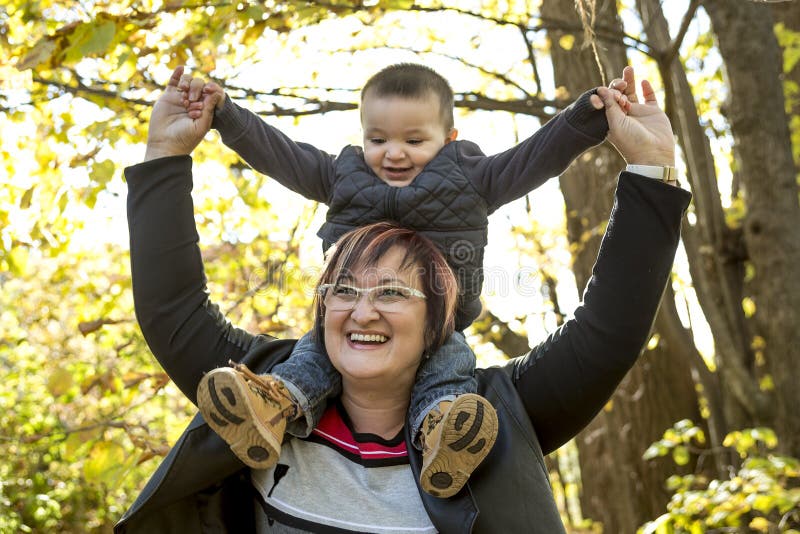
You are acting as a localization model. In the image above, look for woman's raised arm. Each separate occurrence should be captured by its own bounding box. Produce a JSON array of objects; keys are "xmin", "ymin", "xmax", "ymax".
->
[
  {"xmin": 509, "ymin": 67, "xmax": 691, "ymax": 453},
  {"xmin": 127, "ymin": 68, "xmax": 265, "ymax": 404}
]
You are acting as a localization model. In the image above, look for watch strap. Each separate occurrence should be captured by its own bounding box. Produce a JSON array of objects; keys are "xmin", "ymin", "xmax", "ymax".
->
[{"xmin": 626, "ymin": 164, "xmax": 679, "ymax": 185}]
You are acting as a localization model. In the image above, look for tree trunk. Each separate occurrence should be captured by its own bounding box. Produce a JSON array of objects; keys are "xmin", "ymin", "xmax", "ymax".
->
[
  {"xmin": 703, "ymin": 0, "xmax": 800, "ymax": 457},
  {"xmin": 635, "ymin": 0, "xmax": 753, "ymax": 471},
  {"xmin": 540, "ymin": 1, "xmax": 704, "ymax": 531}
]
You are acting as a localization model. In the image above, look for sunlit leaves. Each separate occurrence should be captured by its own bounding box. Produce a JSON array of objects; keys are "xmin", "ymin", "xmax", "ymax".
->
[
  {"xmin": 775, "ymin": 22, "xmax": 800, "ymax": 166},
  {"xmin": 83, "ymin": 440, "xmax": 129, "ymax": 485},
  {"xmin": 640, "ymin": 426, "xmax": 800, "ymax": 533},
  {"xmin": 0, "ymin": 239, "xmax": 187, "ymax": 531},
  {"xmin": 643, "ymin": 419, "xmax": 706, "ymax": 464}
]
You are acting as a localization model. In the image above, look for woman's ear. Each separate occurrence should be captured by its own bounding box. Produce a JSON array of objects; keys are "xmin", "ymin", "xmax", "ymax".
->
[{"xmin": 446, "ymin": 128, "xmax": 458, "ymax": 144}]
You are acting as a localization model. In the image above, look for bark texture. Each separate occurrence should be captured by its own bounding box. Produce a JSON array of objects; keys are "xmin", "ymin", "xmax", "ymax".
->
[
  {"xmin": 540, "ymin": 1, "xmax": 704, "ymax": 531},
  {"xmin": 703, "ymin": 0, "xmax": 800, "ymax": 457}
]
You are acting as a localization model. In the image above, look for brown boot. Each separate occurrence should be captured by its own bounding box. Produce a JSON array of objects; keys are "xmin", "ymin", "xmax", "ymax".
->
[
  {"xmin": 419, "ymin": 394, "xmax": 499, "ymax": 498},
  {"xmin": 197, "ymin": 360, "xmax": 301, "ymax": 469}
]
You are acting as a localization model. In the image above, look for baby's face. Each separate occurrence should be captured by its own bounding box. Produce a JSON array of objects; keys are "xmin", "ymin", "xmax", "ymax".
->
[{"xmin": 361, "ymin": 91, "xmax": 456, "ymax": 187}]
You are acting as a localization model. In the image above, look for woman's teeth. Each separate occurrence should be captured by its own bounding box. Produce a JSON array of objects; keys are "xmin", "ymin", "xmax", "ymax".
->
[{"xmin": 349, "ymin": 333, "xmax": 387, "ymax": 343}]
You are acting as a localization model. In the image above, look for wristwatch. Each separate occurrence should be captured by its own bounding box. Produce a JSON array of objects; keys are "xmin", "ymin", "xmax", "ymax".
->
[{"xmin": 626, "ymin": 164, "xmax": 679, "ymax": 186}]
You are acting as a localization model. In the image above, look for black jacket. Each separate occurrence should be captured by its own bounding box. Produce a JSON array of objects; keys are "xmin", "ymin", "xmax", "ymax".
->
[{"xmin": 117, "ymin": 156, "xmax": 691, "ymax": 533}]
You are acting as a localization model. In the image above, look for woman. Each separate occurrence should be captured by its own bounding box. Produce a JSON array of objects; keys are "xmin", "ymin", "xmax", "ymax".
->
[{"xmin": 116, "ymin": 67, "xmax": 691, "ymax": 533}]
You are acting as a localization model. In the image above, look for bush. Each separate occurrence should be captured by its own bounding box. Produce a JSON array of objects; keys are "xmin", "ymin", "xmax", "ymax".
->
[{"xmin": 639, "ymin": 421, "xmax": 800, "ymax": 533}]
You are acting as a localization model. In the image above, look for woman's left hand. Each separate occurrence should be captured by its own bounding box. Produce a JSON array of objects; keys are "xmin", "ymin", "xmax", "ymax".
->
[{"xmin": 595, "ymin": 67, "xmax": 675, "ymax": 167}]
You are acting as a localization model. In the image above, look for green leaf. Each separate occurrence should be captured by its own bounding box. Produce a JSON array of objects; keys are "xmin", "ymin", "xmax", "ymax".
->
[
  {"xmin": 90, "ymin": 159, "xmax": 116, "ymax": 185},
  {"xmin": 20, "ymin": 186, "xmax": 35, "ymax": 209},
  {"xmin": 16, "ymin": 38, "xmax": 58, "ymax": 71},
  {"xmin": 64, "ymin": 20, "xmax": 118, "ymax": 64}
]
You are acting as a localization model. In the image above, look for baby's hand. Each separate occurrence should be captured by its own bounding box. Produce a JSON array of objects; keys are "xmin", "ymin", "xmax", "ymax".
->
[
  {"xmin": 179, "ymin": 78, "xmax": 226, "ymax": 119},
  {"xmin": 607, "ymin": 67, "xmax": 638, "ymax": 115},
  {"xmin": 591, "ymin": 67, "xmax": 637, "ymax": 114}
]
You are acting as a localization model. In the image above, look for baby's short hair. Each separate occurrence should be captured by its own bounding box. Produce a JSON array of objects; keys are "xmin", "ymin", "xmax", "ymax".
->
[{"xmin": 361, "ymin": 63, "xmax": 455, "ymax": 132}]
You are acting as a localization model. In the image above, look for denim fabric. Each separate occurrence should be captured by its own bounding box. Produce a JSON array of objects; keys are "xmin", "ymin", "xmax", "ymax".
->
[
  {"xmin": 271, "ymin": 331, "xmax": 340, "ymax": 438},
  {"xmin": 272, "ymin": 331, "xmax": 477, "ymax": 441},
  {"xmin": 408, "ymin": 331, "xmax": 477, "ymax": 447}
]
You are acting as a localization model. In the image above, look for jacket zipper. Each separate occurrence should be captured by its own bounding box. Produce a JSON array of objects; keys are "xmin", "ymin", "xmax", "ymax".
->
[{"xmin": 385, "ymin": 187, "xmax": 399, "ymax": 221}]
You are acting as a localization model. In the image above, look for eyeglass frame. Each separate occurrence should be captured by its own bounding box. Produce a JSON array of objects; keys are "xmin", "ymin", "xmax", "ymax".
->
[{"xmin": 317, "ymin": 283, "xmax": 427, "ymax": 312}]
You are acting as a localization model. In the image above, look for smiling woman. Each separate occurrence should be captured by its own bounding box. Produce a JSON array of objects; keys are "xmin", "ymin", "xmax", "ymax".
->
[
  {"xmin": 316, "ymin": 223, "xmax": 458, "ymax": 355},
  {"xmin": 316, "ymin": 226, "xmax": 455, "ymax": 438},
  {"xmin": 116, "ymin": 66, "xmax": 691, "ymax": 533}
]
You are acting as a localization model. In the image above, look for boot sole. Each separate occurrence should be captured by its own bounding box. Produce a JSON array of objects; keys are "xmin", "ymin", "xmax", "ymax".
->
[
  {"xmin": 197, "ymin": 368, "xmax": 281, "ymax": 469},
  {"xmin": 420, "ymin": 394, "xmax": 499, "ymax": 498}
]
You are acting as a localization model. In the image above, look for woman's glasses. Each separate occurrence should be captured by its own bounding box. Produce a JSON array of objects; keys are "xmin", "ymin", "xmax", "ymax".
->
[{"xmin": 317, "ymin": 283, "xmax": 426, "ymax": 312}]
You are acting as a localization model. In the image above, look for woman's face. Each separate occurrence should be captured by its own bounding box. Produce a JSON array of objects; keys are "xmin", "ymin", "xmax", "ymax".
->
[{"xmin": 323, "ymin": 246, "xmax": 428, "ymax": 388}]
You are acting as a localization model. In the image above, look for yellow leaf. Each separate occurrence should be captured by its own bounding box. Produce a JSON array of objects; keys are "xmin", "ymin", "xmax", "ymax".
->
[
  {"xmin": 559, "ymin": 34, "xmax": 575, "ymax": 51},
  {"xmin": 759, "ymin": 374, "xmax": 774, "ymax": 392},
  {"xmin": 90, "ymin": 159, "xmax": 116, "ymax": 185},
  {"xmin": 742, "ymin": 297, "xmax": 756, "ymax": 318},
  {"xmin": 7, "ymin": 246, "xmax": 29, "ymax": 275},
  {"xmin": 672, "ymin": 445, "xmax": 690, "ymax": 466},
  {"xmin": 64, "ymin": 429, "xmax": 100, "ymax": 461},
  {"xmin": 83, "ymin": 440, "xmax": 127, "ymax": 485},
  {"xmin": 554, "ymin": 86, "xmax": 571, "ymax": 100},
  {"xmin": 750, "ymin": 335, "xmax": 766, "ymax": 350},
  {"xmin": 748, "ymin": 517, "xmax": 771, "ymax": 532},
  {"xmin": 64, "ymin": 20, "xmax": 117, "ymax": 64},
  {"xmin": 47, "ymin": 367, "xmax": 73, "ymax": 397}
]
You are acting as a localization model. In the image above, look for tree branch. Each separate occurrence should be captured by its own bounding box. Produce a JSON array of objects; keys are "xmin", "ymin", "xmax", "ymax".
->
[
  {"xmin": 662, "ymin": 0, "xmax": 702, "ymax": 65},
  {"xmin": 31, "ymin": 76, "xmax": 153, "ymax": 107},
  {"xmin": 471, "ymin": 310, "xmax": 530, "ymax": 358}
]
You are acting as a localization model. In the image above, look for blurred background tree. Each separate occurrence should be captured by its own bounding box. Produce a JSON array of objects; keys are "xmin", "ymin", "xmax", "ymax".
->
[{"xmin": 1, "ymin": 0, "xmax": 798, "ymax": 532}]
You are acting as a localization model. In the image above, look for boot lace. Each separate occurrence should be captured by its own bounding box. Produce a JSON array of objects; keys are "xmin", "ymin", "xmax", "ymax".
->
[
  {"xmin": 228, "ymin": 360, "xmax": 300, "ymax": 425},
  {"xmin": 418, "ymin": 408, "xmax": 445, "ymax": 453}
]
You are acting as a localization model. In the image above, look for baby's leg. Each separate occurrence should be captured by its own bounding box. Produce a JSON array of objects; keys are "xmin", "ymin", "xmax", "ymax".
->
[
  {"xmin": 197, "ymin": 331, "xmax": 341, "ymax": 469},
  {"xmin": 271, "ymin": 331, "xmax": 342, "ymax": 437},
  {"xmin": 409, "ymin": 332, "xmax": 476, "ymax": 436},
  {"xmin": 410, "ymin": 332, "xmax": 499, "ymax": 498}
]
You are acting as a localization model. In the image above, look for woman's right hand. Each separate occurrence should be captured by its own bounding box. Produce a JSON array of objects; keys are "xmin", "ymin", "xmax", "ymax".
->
[
  {"xmin": 144, "ymin": 66, "xmax": 221, "ymax": 161},
  {"xmin": 597, "ymin": 66, "xmax": 676, "ymax": 167}
]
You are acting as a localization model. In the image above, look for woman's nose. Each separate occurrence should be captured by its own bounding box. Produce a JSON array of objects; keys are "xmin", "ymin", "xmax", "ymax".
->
[{"xmin": 350, "ymin": 295, "xmax": 380, "ymax": 323}]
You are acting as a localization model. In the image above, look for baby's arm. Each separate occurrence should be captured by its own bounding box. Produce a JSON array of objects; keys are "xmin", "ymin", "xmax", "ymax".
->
[
  {"xmin": 179, "ymin": 73, "xmax": 334, "ymax": 203},
  {"xmin": 468, "ymin": 74, "xmax": 631, "ymax": 211}
]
